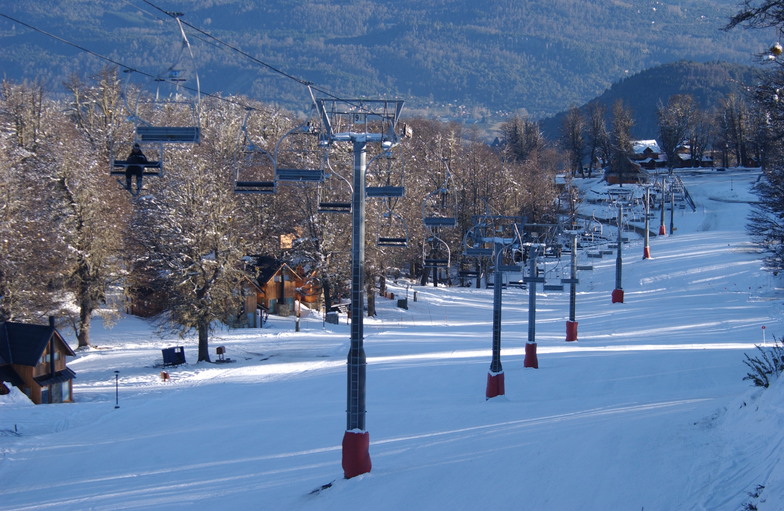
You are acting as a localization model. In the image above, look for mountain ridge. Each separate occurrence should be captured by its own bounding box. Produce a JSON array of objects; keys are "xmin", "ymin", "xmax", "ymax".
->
[{"xmin": 0, "ymin": 0, "xmax": 773, "ymax": 128}]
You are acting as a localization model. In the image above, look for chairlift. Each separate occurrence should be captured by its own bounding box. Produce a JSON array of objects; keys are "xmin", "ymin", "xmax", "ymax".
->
[
  {"xmin": 111, "ymin": 14, "xmax": 201, "ymax": 180},
  {"xmin": 462, "ymin": 219, "xmax": 494, "ymax": 258},
  {"xmin": 376, "ymin": 209, "xmax": 408, "ymax": 247},
  {"xmin": 110, "ymin": 148, "xmax": 163, "ymax": 177},
  {"xmin": 366, "ymin": 148, "xmax": 405, "ymax": 198},
  {"xmin": 422, "ymin": 158, "xmax": 457, "ymax": 229},
  {"xmin": 274, "ymin": 122, "xmax": 327, "ymax": 183},
  {"xmin": 235, "ymin": 147, "xmax": 276, "ymax": 194},
  {"xmin": 234, "ymin": 110, "xmax": 275, "ymax": 194},
  {"xmin": 318, "ymin": 159, "xmax": 352, "ymax": 213},
  {"xmin": 423, "ymin": 236, "xmax": 451, "ymax": 269}
]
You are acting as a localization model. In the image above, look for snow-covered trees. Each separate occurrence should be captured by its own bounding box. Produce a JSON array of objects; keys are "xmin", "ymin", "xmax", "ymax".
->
[
  {"xmin": 128, "ymin": 98, "xmax": 259, "ymax": 362},
  {"xmin": 59, "ymin": 70, "xmax": 130, "ymax": 347},
  {"xmin": 657, "ymin": 94, "xmax": 696, "ymax": 173},
  {"xmin": 0, "ymin": 70, "xmax": 567, "ymax": 353},
  {"xmin": 586, "ymin": 102, "xmax": 609, "ymax": 178},
  {"xmin": 0, "ymin": 78, "xmax": 125, "ymax": 340},
  {"xmin": 0, "ymin": 81, "xmax": 61, "ymax": 321},
  {"xmin": 608, "ymin": 99, "xmax": 637, "ymax": 183},
  {"xmin": 726, "ymin": 1, "xmax": 784, "ymax": 274}
]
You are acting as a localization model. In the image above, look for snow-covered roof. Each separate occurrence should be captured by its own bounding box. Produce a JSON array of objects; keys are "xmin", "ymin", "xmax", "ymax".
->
[{"xmin": 632, "ymin": 140, "xmax": 661, "ymax": 154}]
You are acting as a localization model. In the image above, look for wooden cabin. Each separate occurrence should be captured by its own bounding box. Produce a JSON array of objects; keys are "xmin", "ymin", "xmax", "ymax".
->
[
  {"xmin": 0, "ymin": 319, "xmax": 76, "ymax": 404},
  {"xmin": 251, "ymin": 256, "xmax": 303, "ymax": 316}
]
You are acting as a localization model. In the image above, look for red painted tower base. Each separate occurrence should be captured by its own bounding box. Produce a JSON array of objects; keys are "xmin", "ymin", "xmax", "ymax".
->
[
  {"xmin": 659, "ymin": 224, "xmax": 666, "ymax": 236},
  {"xmin": 566, "ymin": 320, "xmax": 578, "ymax": 342},
  {"xmin": 524, "ymin": 342, "xmax": 539, "ymax": 368},
  {"xmin": 342, "ymin": 430, "xmax": 372, "ymax": 479},
  {"xmin": 612, "ymin": 288, "xmax": 624, "ymax": 303},
  {"xmin": 643, "ymin": 246, "xmax": 651, "ymax": 259},
  {"xmin": 486, "ymin": 371, "xmax": 505, "ymax": 399}
]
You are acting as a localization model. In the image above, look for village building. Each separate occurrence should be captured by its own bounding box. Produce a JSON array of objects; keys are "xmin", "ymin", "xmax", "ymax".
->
[{"xmin": 0, "ymin": 318, "xmax": 76, "ymax": 404}]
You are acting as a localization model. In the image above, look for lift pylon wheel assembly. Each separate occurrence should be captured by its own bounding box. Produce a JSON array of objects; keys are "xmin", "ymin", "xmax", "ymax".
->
[
  {"xmin": 111, "ymin": 14, "xmax": 201, "ymax": 178},
  {"xmin": 315, "ymin": 98, "xmax": 403, "ymax": 146}
]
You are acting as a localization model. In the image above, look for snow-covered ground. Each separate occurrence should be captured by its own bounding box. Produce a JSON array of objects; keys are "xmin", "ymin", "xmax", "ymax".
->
[{"xmin": 2, "ymin": 168, "xmax": 783, "ymax": 510}]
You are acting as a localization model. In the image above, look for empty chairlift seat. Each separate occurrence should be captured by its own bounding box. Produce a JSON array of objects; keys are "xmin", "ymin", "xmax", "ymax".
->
[{"xmin": 136, "ymin": 126, "xmax": 201, "ymax": 144}]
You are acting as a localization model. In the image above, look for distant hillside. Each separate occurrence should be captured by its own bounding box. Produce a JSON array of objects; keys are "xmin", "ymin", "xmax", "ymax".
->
[
  {"xmin": 539, "ymin": 60, "xmax": 761, "ymax": 141},
  {"xmin": 0, "ymin": 0, "xmax": 772, "ymax": 127}
]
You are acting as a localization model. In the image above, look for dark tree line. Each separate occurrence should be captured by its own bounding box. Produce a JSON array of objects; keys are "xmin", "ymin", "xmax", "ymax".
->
[{"xmin": 558, "ymin": 88, "xmax": 769, "ymax": 179}]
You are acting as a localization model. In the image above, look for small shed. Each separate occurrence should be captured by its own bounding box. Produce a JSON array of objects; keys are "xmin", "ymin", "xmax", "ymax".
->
[
  {"xmin": 238, "ymin": 276, "xmax": 265, "ymax": 327},
  {"xmin": 0, "ymin": 318, "xmax": 76, "ymax": 404}
]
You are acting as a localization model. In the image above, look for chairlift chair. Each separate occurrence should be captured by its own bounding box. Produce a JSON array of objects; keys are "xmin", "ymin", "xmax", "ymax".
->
[
  {"xmin": 376, "ymin": 209, "xmax": 408, "ymax": 247},
  {"xmin": 110, "ymin": 144, "xmax": 163, "ymax": 177},
  {"xmin": 274, "ymin": 123, "xmax": 327, "ymax": 183},
  {"xmin": 317, "ymin": 160, "xmax": 352, "ymax": 213},
  {"xmin": 111, "ymin": 15, "xmax": 201, "ymax": 180},
  {"xmin": 423, "ymin": 185, "xmax": 457, "ymax": 228},
  {"xmin": 234, "ymin": 110, "xmax": 276, "ymax": 194},
  {"xmin": 235, "ymin": 147, "xmax": 276, "ymax": 194},
  {"xmin": 366, "ymin": 149, "xmax": 405, "ymax": 198},
  {"xmin": 423, "ymin": 236, "xmax": 451, "ymax": 269},
  {"xmin": 422, "ymin": 158, "xmax": 457, "ymax": 228}
]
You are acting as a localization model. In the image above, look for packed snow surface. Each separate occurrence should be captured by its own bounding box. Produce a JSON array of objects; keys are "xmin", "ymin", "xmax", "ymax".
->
[{"xmin": 2, "ymin": 168, "xmax": 783, "ymax": 510}]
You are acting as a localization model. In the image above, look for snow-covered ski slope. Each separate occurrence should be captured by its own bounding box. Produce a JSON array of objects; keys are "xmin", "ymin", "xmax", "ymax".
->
[{"xmin": 2, "ymin": 168, "xmax": 783, "ymax": 510}]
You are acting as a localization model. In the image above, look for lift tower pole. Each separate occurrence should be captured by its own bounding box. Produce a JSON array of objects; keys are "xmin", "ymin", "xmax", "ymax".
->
[{"xmin": 316, "ymin": 98, "xmax": 404, "ymax": 479}]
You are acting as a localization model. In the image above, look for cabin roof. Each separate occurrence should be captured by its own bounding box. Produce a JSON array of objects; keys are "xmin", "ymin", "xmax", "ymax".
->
[{"xmin": 0, "ymin": 322, "xmax": 75, "ymax": 367}]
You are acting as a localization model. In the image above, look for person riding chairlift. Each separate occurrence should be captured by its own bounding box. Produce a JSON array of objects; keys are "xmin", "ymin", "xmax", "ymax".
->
[{"xmin": 125, "ymin": 143, "xmax": 148, "ymax": 195}]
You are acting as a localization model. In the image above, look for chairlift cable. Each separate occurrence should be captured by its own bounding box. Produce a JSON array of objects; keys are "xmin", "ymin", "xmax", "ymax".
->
[
  {"xmin": 0, "ymin": 12, "xmax": 254, "ymax": 113},
  {"xmin": 138, "ymin": 0, "xmax": 343, "ymax": 102}
]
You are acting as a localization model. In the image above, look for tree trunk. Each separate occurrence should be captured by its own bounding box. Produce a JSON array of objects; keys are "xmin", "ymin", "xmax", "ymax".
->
[
  {"xmin": 76, "ymin": 271, "xmax": 95, "ymax": 348},
  {"xmin": 322, "ymin": 277, "xmax": 333, "ymax": 311},
  {"xmin": 419, "ymin": 260, "xmax": 429, "ymax": 286},
  {"xmin": 365, "ymin": 280, "xmax": 376, "ymax": 317},
  {"xmin": 197, "ymin": 319, "xmax": 211, "ymax": 362},
  {"xmin": 77, "ymin": 301, "xmax": 92, "ymax": 348}
]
